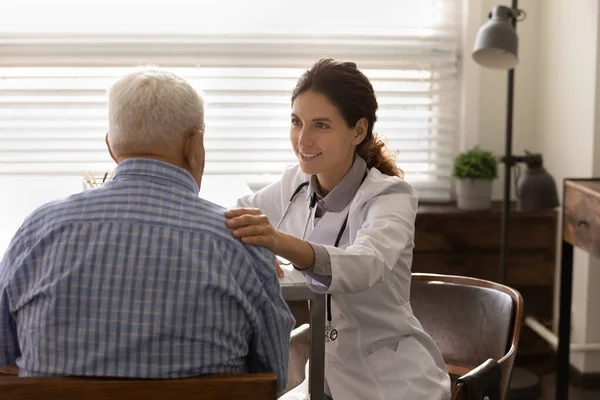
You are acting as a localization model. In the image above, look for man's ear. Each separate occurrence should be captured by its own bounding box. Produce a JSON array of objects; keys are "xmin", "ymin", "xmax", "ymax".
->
[
  {"xmin": 352, "ymin": 118, "xmax": 369, "ymax": 145},
  {"xmin": 105, "ymin": 133, "xmax": 119, "ymax": 164},
  {"xmin": 183, "ymin": 129, "xmax": 204, "ymax": 170}
]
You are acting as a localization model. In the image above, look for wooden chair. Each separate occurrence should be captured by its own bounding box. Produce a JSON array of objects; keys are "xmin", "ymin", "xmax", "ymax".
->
[
  {"xmin": 411, "ymin": 273, "xmax": 523, "ymax": 400},
  {"xmin": 0, "ymin": 372, "xmax": 277, "ymax": 400},
  {"xmin": 0, "ymin": 364, "xmax": 18, "ymax": 376}
]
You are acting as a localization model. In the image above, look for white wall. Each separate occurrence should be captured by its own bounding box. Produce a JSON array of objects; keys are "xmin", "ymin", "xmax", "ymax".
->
[{"xmin": 535, "ymin": 0, "xmax": 600, "ymax": 373}]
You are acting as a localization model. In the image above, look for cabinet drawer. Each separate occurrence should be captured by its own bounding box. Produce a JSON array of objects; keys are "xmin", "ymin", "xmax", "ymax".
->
[{"xmin": 564, "ymin": 182, "xmax": 600, "ymax": 257}]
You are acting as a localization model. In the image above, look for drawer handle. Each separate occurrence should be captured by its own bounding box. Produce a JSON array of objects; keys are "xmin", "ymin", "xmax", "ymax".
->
[{"xmin": 578, "ymin": 220, "xmax": 588, "ymax": 227}]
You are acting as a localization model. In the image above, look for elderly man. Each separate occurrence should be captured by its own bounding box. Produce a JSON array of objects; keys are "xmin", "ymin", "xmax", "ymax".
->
[{"xmin": 0, "ymin": 68, "xmax": 294, "ymax": 392}]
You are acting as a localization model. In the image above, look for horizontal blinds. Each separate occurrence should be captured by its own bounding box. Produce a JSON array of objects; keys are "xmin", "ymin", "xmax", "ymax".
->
[{"xmin": 0, "ymin": 2, "xmax": 460, "ymax": 201}]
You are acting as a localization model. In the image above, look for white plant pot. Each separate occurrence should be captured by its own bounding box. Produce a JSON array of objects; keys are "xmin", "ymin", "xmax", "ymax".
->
[{"xmin": 455, "ymin": 179, "xmax": 493, "ymax": 210}]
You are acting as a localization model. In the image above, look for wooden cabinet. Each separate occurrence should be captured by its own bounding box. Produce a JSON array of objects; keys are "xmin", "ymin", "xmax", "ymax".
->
[
  {"xmin": 563, "ymin": 180, "xmax": 600, "ymax": 256},
  {"xmin": 556, "ymin": 179, "xmax": 600, "ymax": 396},
  {"xmin": 412, "ymin": 202, "xmax": 558, "ymax": 322}
]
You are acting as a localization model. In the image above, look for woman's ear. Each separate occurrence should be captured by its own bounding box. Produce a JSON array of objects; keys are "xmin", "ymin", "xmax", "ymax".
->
[{"xmin": 352, "ymin": 118, "xmax": 369, "ymax": 145}]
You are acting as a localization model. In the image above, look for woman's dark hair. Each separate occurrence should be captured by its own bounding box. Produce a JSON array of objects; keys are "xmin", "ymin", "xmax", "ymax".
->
[{"xmin": 291, "ymin": 58, "xmax": 402, "ymax": 178}]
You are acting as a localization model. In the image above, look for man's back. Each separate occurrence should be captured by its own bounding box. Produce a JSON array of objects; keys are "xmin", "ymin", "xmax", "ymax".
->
[{"xmin": 0, "ymin": 158, "xmax": 294, "ymax": 390}]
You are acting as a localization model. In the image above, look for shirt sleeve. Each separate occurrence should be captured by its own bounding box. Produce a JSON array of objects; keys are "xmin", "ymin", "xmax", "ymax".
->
[
  {"xmin": 291, "ymin": 241, "xmax": 331, "ymax": 278},
  {"xmin": 303, "ymin": 243, "xmax": 331, "ymax": 275},
  {"xmin": 291, "ymin": 243, "xmax": 333, "ymax": 292},
  {"xmin": 0, "ymin": 237, "xmax": 22, "ymax": 367},
  {"xmin": 245, "ymin": 249, "xmax": 295, "ymax": 394}
]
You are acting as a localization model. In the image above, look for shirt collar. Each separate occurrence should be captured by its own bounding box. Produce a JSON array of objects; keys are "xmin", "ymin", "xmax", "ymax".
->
[
  {"xmin": 112, "ymin": 158, "xmax": 200, "ymax": 194},
  {"xmin": 307, "ymin": 155, "xmax": 368, "ymax": 213}
]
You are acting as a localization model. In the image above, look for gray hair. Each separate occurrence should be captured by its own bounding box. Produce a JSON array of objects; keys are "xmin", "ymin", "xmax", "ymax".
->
[{"xmin": 107, "ymin": 67, "xmax": 204, "ymax": 148}]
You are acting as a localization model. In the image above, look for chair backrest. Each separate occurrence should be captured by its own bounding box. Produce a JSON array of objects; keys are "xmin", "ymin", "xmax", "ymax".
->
[
  {"xmin": 0, "ymin": 373, "xmax": 277, "ymax": 400},
  {"xmin": 411, "ymin": 273, "xmax": 523, "ymax": 399},
  {"xmin": 451, "ymin": 383, "xmax": 467, "ymax": 400}
]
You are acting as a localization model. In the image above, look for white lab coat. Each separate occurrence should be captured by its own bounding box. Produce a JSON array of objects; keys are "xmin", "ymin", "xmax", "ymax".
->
[{"xmin": 238, "ymin": 164, "xmax": 451, "ymax": 400}]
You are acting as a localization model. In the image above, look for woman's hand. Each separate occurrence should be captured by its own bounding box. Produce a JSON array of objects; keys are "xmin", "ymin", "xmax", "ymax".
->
[
  {"xmin": 274, "ymin": 258, "xmax": 285, "ymax": 279},
  {"xmin": 225, "ymin": 208, "xmax": 283, "ymax": 253},
  {"xmin": 225, "ymin": 208, "xmax": 285, "ymax": 278},
  {"xmin": 225, "ymin": 208, "xmax": 316, "ymax": 271}
]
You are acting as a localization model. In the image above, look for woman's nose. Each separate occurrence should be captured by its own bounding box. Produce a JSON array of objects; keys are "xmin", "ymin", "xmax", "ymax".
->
[{"xmin": 297, "ymin": 127, "xmax": 312, "ymax": 147}]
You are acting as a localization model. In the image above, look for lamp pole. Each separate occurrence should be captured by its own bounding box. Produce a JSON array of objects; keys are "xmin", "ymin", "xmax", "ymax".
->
[
  {"xmin": 499, "ymin": 0, "xmax": 518, "ymax": 286},
  {"xmin": 501, "ymin": 3, "xmax": 546, "ymax": 399},
  {"xmin": 474, "ymin": 2, "xmax": 560, "ymax": 398}
]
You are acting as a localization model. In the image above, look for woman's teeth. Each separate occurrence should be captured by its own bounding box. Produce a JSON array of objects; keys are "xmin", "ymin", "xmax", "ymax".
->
[{"xmin": 301, "ymin": 152, "xmax": 321, "ymax": 158}]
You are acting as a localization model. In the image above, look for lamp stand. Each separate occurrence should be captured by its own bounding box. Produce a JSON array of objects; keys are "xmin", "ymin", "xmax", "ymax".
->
[
  {"xmin": 500, "ymin": 64, "xmax": 515, "ymax": 286},
  {"xmin": 501, "ymin": 1, "xmax": 542, "ymax": 399}
]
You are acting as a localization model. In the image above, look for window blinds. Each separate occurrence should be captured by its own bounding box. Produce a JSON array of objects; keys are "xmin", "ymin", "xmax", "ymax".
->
[{"xmin": 0, "ymin": 0, "xmax": 461, "ymax": 201}]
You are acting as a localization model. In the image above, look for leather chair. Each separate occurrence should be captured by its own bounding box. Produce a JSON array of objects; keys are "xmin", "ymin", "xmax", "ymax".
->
[
  {"xmin": 411, "ymin": 273, "xmax": 523, "ymax": 400},
  {"xmin": 0, "ymin": 373, "xmax": 277, "ymax": 400}
]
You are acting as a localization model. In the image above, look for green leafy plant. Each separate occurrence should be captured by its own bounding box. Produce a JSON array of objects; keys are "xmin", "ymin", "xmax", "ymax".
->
[{"xmin": 452, "ymin": 146, "xmax": 498, "ymax": 180}]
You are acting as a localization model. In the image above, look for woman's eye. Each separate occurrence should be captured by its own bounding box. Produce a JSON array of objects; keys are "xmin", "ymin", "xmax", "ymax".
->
[
  {"xmin": 315, "ymin": 122, "xmax": 329, "ymax": 129},
  {"xmin": 291, "ymin": 118, "xmax": 301, "ymax": 126}
]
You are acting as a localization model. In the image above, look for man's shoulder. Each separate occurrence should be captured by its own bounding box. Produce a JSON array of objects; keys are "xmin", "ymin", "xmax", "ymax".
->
[
  {"xmin": 188, "ymin": 198, "xmax": 275, "ymax": 268},
  {"xmin": 3, "ymin": 192, "xmax": 83, "ymax": 254},
  {"xmin": 241, "ymin": 244, "xmax": 276, "ymax": 270},
  {"xmin": 20, "ymin": 192, "xmax": 84, "ymax": 232},
  {"xmin": 14, "ymin": 188, "xmax": 275, "ymax": 265}
]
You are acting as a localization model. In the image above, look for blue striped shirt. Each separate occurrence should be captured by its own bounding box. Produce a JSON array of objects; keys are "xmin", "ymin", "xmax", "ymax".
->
[{"xmin": 0, "ymin": 158, "xmax": 294, "ymax": 392}]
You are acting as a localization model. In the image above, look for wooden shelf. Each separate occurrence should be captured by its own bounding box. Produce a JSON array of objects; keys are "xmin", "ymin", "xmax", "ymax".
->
[{"xmin": 413, "ymin": 201, "xmax": 558, "ymax": 322}]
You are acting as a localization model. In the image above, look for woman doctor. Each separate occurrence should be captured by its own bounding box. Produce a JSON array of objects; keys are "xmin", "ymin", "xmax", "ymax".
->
[{"xmin": 225, "ymin": 58, "xmax": 450, "ymax": 400}]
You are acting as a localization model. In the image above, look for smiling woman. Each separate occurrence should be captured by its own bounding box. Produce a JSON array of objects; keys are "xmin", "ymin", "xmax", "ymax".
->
[{"xmin": 228, "ymin": 58, "xmax": 452, "ymax": 400}]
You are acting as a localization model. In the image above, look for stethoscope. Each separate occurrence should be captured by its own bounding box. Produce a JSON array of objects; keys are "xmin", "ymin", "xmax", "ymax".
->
[{"xmin": 275, "ymin": 171, "xmax": 367, "ymax": 343}]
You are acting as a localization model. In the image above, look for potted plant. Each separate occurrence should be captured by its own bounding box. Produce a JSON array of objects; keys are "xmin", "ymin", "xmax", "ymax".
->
[{"xmin": 453, "ymin": 146, "xmax": 498, "ymax": 210}]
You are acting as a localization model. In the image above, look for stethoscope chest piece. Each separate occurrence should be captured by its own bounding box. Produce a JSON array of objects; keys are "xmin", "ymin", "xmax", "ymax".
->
[{"xmin": 325, "ymin": 322, "xmax": 338, "ymax": 342}]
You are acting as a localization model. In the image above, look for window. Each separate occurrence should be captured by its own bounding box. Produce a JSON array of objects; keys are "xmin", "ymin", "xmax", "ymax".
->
[{"xmin": 0, "ymin": 0, "xmax": 462, "ymax": 251}]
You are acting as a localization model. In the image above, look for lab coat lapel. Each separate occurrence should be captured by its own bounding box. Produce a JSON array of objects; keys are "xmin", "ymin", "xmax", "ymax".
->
[{"xmin": 305, "ymin": 207, "xmax": 350, "ymax": 248}]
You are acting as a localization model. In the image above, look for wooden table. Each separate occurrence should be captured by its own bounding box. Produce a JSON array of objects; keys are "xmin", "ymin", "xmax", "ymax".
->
[{"xmin": 556, "ymin": 179, "xmax": 600, "ymax": 399}]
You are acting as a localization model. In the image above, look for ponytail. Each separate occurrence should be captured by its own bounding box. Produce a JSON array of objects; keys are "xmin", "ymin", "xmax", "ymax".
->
[{"xmin": 357, "ymin": 132, "xmax": 403, "ymax": 178}]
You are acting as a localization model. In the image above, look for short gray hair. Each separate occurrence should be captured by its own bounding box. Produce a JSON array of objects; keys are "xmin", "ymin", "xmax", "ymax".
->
[{"xmin": 107, "ymin": 67, "xmax": 204, "ymax": 148}]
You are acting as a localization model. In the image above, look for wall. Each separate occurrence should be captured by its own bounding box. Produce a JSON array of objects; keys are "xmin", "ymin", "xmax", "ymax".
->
[{"xmin": 535, "ymin": 0, "xmax": 600, "ymax": 373}]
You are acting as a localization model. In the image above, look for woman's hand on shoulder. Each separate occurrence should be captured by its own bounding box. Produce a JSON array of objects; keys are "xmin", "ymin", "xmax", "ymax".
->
[
  {"xmin": 225, "ymin": 208, "xmax": 284, "ymax": 253},
  {"xmin": 225, "ymin": 207, "xmax": 316, "ymax": 272}
]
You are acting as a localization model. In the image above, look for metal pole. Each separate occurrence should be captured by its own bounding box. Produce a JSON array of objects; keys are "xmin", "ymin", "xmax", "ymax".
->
[{"xmin": 500, "ymin": 0, "xmax": 517, "ymax": 284}]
